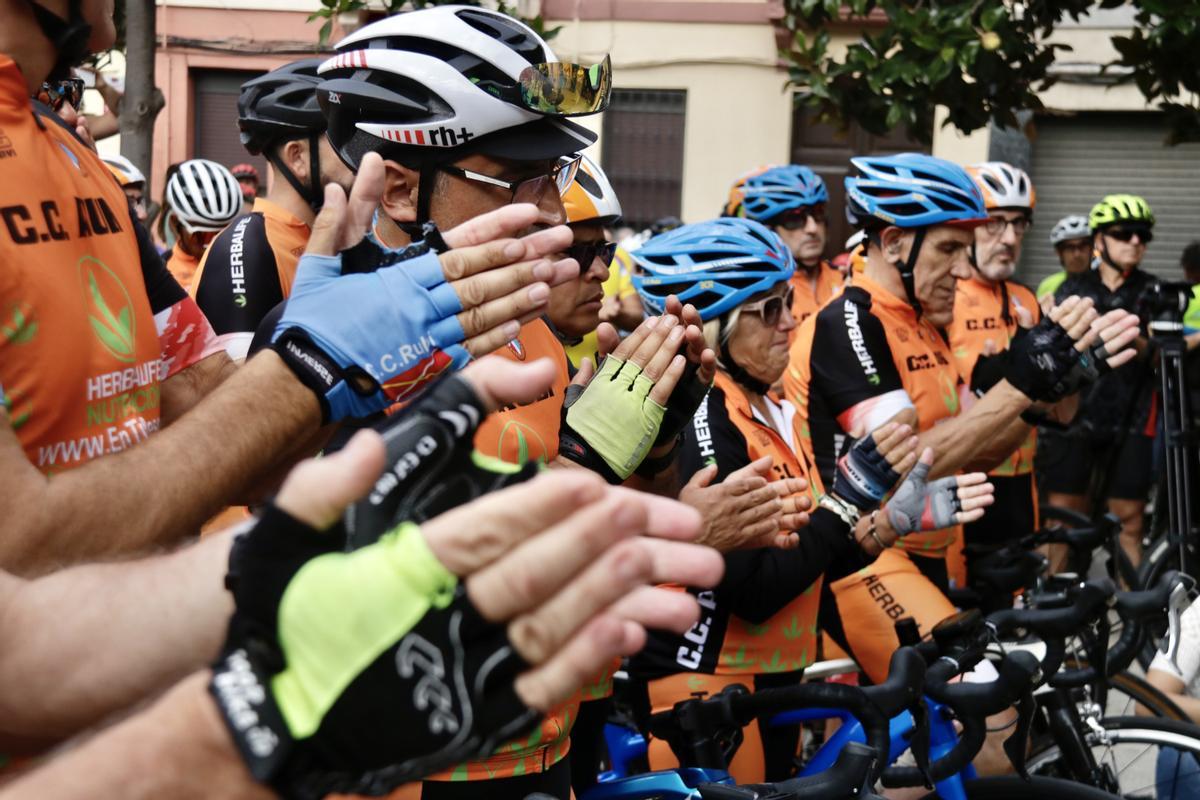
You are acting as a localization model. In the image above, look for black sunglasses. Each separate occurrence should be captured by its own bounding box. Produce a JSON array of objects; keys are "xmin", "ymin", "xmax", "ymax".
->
[
  {"xmin": 566, "ymin": 241, "xmax": 617, "ymax": 268},
  {"xmin": 773, "ymin": 205, "xmax": 826, "ymax": 231},
  {"xmin": 742, "ymin": 287, "xmax": 795, "ymax": 327},
  {"xmin": 1105, "ymin": 226, "xmax": 1153, "ymax": 244}
]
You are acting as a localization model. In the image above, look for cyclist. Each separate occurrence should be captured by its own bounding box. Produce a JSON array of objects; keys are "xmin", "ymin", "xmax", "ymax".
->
[
  {"xmin": 162, "ymin": 158, "xmax": 242, "ymax": 288},
  {"xmin": 316, "ymin": 10, "xmax": 713, "ymax": 796},
  {"xmin": 230, "ymin": 161, "xmax": 258, "ymax": 213},
  {"xmin": 1043, "ymin": 195, "xmax": 1162, "ymax": 567},
  {"xmin": 556, "ymin": 153, "xmax": 640, "ymax": 369},
  {"xmin": 190, "ymin": 59, "xmax": 354, "ymax": 362},
  {"xmin": 784, "ymin": 153, "xmax": 1140, "ymax": 687},
  {"xmin": 100, "ymin": 153, "xmax": 149, "ymax": 223},
  {"xmin": 945, "ymin": 162, "xmax": 1048, "ymax": 601},
  {"xmin": 725, "ymin": 164, "xmax": 843, "ymax": 326},
  {"xmin": 627, "ymin": 217, "xmax": 991, "ymax": 783},
  {"xmin": 1036, "ymin": 213, "xmax": 1092, "ymax": 302}
]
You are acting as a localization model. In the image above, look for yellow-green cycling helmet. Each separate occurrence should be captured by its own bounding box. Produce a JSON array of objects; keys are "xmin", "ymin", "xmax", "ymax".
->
[{"xmin": 1089, "ymin": 194, "xmax": 1155, "ymax": 231}]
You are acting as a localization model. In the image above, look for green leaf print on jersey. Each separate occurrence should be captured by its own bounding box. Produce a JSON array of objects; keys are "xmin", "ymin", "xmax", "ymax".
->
[
  {"xmin": 720, "ymin": 645, "xmax": 754, "ymax": 671},
  {"xmin": 782, "ymin": 615, "xmax": 805, "ymax": 640},
  {"xmin": 79, "ymin": 256, "xmax": 136, "ymax": 363},
  {"xmin": 1, "ymin": 304, "xmax": 37, "ymax": 344},
  {"xmin": 745, "ymin": 621, "xmax": 771, "ymax": 637},
  {"xmin": 1, "ymin": 387, "xmax": 31, "ymax": 430},
  {"xmin": 760, "ymin": 650, "xmax": 796, "ymax": 673},
  {"xmin": 939, "ymin": 372, "xmax": 959, "ymax": 416}
]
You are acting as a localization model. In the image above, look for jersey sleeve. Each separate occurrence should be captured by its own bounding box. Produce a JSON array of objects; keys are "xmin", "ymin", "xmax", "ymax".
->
[
  {"xmin": 810, "ymin": 292, "xmax": 914, "ymax": 436},
  {"xmin": 130, "ymin": 207, "xmax": 223, "ymax": 378},
  {"xmin": 192, "ymin": 213, "xmax": 285, "ymax": 361},
  {"xmin": 680, "ymin": 386, "xmax": 752, "ymax": 484}
]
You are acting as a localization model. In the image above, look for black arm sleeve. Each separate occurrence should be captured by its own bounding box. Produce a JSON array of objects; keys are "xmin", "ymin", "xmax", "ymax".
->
[
  {"xmin": 193, "ymin": 213, "xmax": 285, "ymax": 336},
  {"xmin": 131, "ymin": 201, "xmax": 187, "ymax": 314},
  {"xmin": 716, "ymin": 508, "xmax": 859, "ymax": 624}
]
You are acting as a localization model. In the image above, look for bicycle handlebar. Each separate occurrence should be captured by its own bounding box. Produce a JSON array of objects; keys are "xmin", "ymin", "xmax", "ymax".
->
[
  {"xmin": 881, "ymin": 650, "xmax": 1042, "ymax": 788},
  {"xmin": 698, "ymin": 742, "xmax": 879, "ymax": 800}
]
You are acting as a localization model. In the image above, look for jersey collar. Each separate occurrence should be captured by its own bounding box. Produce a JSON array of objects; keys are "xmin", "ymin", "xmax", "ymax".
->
[{"xmin": 252, "ymin": 197, "xmax": 310, "ymax": 232}]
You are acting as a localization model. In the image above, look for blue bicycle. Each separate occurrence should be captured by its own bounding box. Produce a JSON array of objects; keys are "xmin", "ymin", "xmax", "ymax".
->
[{"xmin": 581, "ymin": 618, "xmax": 1121, "ymax": 800}]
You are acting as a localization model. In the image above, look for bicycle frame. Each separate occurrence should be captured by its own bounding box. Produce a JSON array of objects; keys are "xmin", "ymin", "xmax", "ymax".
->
[{"xmin": 587, "ymin": 693, "xmax": 979, "ymax": 800}]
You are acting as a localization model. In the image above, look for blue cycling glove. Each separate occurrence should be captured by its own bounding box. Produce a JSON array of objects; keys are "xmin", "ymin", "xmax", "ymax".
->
[
  {"xmin": 271, "ymin": 240, "xmax": 470, "ymax": 422},
  {"xmin": 833, "ymin": 433, "xmax": 902, "ymax": 511}
]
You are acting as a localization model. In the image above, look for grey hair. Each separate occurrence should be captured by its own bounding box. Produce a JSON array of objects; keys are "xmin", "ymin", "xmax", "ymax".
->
[{"xmin": 702, "ymin": 307, "xmax": 743, "ymax": 371}]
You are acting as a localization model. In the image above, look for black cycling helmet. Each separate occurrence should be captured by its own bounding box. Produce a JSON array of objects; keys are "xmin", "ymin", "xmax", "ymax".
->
[
  {"xmin": 238, "ymin": 58, "xmax": 326, "ymax": 155},
  {"xmin": 238, "ymin": 58, "xmax": 328, "ymax": 211}
]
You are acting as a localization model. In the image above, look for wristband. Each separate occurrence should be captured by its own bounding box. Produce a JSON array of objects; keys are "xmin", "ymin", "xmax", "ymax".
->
[
  {"xmin": 653, "ymin": 360, "xmax": 710, "ymax": 447},
  {"xmin": 634, "ymin": 436, "xmax": 681, "ymax": 479},
  {"xmin": 820, "ymin": 493, "xmax": 861, "ymax": 530}
]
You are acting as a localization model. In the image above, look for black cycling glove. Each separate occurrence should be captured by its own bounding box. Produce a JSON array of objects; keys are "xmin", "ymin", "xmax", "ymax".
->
[
  {"xmin": 1003, "ymin": 317, "xmax": 1079, "ymax": 402},
  {"xmin": 341, "ymin": 373, "xmax": 538, "ymax": 549},
  {"xmin": 210, "ymin": 505, "xmax": 537, "ymax": 800}
]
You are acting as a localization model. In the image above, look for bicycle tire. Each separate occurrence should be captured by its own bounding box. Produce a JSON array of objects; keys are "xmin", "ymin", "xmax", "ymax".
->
[
  {"xmin": 1026, "ymin": 715, "xmax": 1200, "ymax": 797},
  {"xmin": 918, "ymin": 775, "xmax": 1121, "ymax": 799}
]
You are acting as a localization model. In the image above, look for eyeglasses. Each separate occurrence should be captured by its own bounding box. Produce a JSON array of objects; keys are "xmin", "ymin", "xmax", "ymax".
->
[
  {"xmin": 773, "ymin": 205, "xmax": 826, "ymax": 231},
  {"xmin": 1105, "ymin": 226, "xmax": 1153, "ymax": 244},
  {"xmin": 475, "ymin": 55, "xmax": 613, "ymax": 117},
  {"xmin": 37, "ymin": 78, "xmax": 85, "ymax": 111},
  {"xmin": 741, "ymin": 287, "xmax": 795, "ymax": 327},
  {"xmin": 984, "ymin": 215, "xmax": 1032, "ymax": 236},
  {"xmin": 565, "ymin": 240, "xmax": 617, "ymax": 268},
  {"xmin": 439, "ymin": 155, "xmax": 582, "ymax": 203}
]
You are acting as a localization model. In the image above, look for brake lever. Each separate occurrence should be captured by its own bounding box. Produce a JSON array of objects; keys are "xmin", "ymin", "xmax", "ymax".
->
[
  {"xmin": 1004, "ymin": 690, "xmax": 1037, "ymax": 780},
  {"xmin": 1164, "ymin": 583, "xmax": 1189, "ymax": 673},
  {"xmin": 1084, "ymin": 615, "xmax": 1111, "ymax": 687},
  {"xmin": 907, "ymin": 696, "xmax": 933, "ymax": 787}
]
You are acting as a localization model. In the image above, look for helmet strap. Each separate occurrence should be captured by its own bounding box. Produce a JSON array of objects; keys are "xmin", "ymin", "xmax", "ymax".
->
[
  {"xmin": 717, "ymin": 317, "xmax": 771, "ymax": 396},
  {"xmin": 27, "ymin": 0, "xmax": 91, "ymax": 82},
  {"xmin": 1097, "ymin": 235, "xmax": 1135, "ymax": 279},
  {"xmin": 898, "ymin": 227, "xmax": 926, "ymax": 318},
  {"xmin": 266, "ymin": 135, "xmax": 325, "ymax": 213}
]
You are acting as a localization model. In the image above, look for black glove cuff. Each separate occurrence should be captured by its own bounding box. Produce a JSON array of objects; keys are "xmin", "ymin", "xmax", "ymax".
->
[
  {"xmin": 271, "ymin": 330, "xmax": 342, "ymax": 423},
  {"xmin": 634, "ymin": 436, "xmax": 681, "ymax": 479},
  {"xmin": 970, "ymin": 350, "xmax": 1011, "ymax": 397},
  {"xmin": 558, "ymin": 427, "xmax": 623, "ymax": 484},
  {"xmin": 209, "ymin": 644, "xmax": 295, "ymax": 789},
  {"xmin": 654, "ymin": 361, "xmax": 709, "ymax": 447}
]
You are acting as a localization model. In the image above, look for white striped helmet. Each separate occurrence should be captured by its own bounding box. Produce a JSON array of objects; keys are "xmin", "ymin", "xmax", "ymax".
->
[{"xmin": 166, "ymin": 159, "xmax": 241, "ymax": 233}]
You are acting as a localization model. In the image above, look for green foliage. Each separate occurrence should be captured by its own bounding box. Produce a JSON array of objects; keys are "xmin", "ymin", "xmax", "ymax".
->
[
  {"xmin": 308, "ymin": 0, "xmax": 560, "ymax": 48},
  {"xmin": 781, "ymin": 0, "xmax": 1200, "ymax": 144}
]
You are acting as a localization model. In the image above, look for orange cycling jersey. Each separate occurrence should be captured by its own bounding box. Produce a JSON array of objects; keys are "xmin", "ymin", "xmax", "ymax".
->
[
  {"xmin": 946, "ymin": 275, "xmax": 1040, "ymax": 477},
  {"xmin": 0, "ymin": 57, "xmax": 217, "ymax": 473},
  {"xmin": 785, "ymin": 271, "xmax": 963, "ymax": 555},
  {"xmin": 634, "ymin": 370, "xmax": 823, "ymax": 679},
  {"xmin": 789, "ymin": 259, "xmax": 844, "ymax": 327},
  {"xmin": 472, "ymin": 318, "xmax": 569, "ymax": 466},
  {"xmin": 164, "ymin": 241, "xmax": 201, "ymax": 290},
  {"xmin": 191, "ymin": 198, "xmax": 310, "ymax": 361}
]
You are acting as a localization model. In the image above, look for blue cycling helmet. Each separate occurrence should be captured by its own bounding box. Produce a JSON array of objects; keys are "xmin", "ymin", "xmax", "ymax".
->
[
  {"xmin": 844, "ymin": 153, "xmax": 985, "ymax": 316},
  {"xmin": 844, "ymin": 153, "xmax": 985, "ymax": 229},
  {"xmin": 632, "ymin": 217, "xmax": 795, "ymax": 321},
  {"xmin": 725, "ymin": 164, "xmax": 829, "ymax": 221}
]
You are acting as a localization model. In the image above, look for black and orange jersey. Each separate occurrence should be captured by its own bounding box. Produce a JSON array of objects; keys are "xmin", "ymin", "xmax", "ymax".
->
[
  {"xmin": 0, "ymin": 56, "xmax": 218, "ymax": 474},
  {"xmin": 632, "ymin": 370, "xmax": 831, "ymax": 680},
  {"xmin": 789, "ymin": 259, "xmax": 844, "ymax": 327},
  {"xmin": 191, "ymin": 198, "xmax": 310, "ymax": 361},
  {"xmin": 473, "ymin": 318, "xmax": 570, "ymax": 465},
  {"xmin": 946, "ymin": 274, "xmax": 1039, "ymax": 477},
  {"xmin": 785, "ymin": 272, "xmax": 963, "ymax": 556},
  {"xmin": 164, "ymin": 241, "xmax": 201, "ymax": 291}
]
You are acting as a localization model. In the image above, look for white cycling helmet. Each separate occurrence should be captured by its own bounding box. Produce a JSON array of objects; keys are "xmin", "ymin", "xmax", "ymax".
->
[
  {"xmin": 967, "ymin": 161, "xmax": 1036, "ymax": 211},
  {"xmin": 317, "ymin": 5, "xmax": 609, "ymax": 170},
  {"xmin": 1050, "ymin": 214, "xmax": 1091, "ymax": 246},
  {"xmin": 166, "ymin": 159, "xmax": 242, "ymax": 233},
  {"xmin": 844, "ymin": 229, "xmax": 866, "ymax": 252},
  {"xmin": 563, "ymin": 153, "xmax": 622, "ymax": 225},
  {"xmin": 100, "ymin": 154, "xmax": 146, "ymax": 187}
]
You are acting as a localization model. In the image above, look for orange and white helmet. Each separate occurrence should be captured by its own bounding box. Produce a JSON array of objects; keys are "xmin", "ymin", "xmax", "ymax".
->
[
  {"xmin": 967, "ymin": 161, "xmax": 1035, "ymax": 211},
  {"xmin": 101, "ymin": 154, "xmax": 146, "ymax": 188},
  {"xmin": 563, "ymin": 153, "xmax": 622, "ymax": 225}
]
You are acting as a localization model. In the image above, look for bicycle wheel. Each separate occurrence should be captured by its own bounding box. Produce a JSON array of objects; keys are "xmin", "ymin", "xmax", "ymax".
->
[
  {"xmin": 1026, "ymin": 716, "xmax": 1200, "ymax": 797},
  {"xmin": 918, "ymin": 775, "xmax": 1121, "ymax": 799}
]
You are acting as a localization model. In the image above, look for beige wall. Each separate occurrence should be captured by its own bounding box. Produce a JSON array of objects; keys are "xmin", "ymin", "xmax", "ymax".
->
[{"xmin": 552, "ymin": 19, "xmax": 795, "ymax": 223}]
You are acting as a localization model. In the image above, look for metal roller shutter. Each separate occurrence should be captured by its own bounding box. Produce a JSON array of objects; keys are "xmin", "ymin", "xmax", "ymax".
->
[
  {"xmin": 1021, "ymin": 112, "xmax": 1200, "ymax": 287},
  {"xmin": 193, "ymin": 69, "xmax": 269, "ymax": 190}
]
